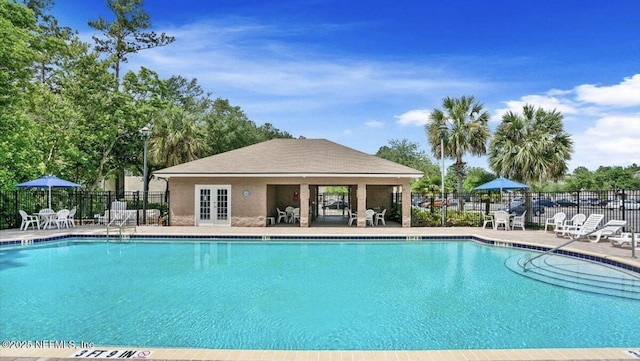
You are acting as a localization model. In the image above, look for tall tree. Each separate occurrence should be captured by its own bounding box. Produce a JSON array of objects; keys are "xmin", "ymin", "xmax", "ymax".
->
[
  {"xmin": 20, "ymin": 0, "xmax": 74, "ymax": 89},
  {"xmin": 55, "ymin": 38, "xmax": 130, "ymax": 190},
  {"xmin": 88, "ymin": 0, "xmax": 174, "ymax": 87},
  {"xmin": 89, "ymin": 0, "xmax": 175, "ymax": 194},
  {"xmin": 204, "ymin": 98, "xmax": 261, "ymax": 155},
  {"xmin": 376, "ymin": 139, "xmax": 439, "ymax": 192},
  {"xmin": 489, "ymin": 104, "xmax": 573, "ymax": 184},
  {"xmin": 425, "ymin": 96, "xmax": 490, "ymax": 210},
  {"xmin": 0, "ymin": 0, "xmax": 41, "ymax": 189}
]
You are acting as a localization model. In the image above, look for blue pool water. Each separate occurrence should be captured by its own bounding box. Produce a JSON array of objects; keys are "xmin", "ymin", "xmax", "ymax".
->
[{"xmin": 1, "ymin": 239, "xmax": 638, "ymax": 350}]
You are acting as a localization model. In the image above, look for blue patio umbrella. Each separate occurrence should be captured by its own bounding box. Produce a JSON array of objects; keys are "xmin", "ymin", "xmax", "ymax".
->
[
  {"xmin": 474, "ymin": 176, "xmax": 529, "ymax": 203},
  {"xmin": 15, "ymin": 175, "xmax": 82, "ymax": 209},
  {"xmin": 474, "ymin": 177, "xmax": 529, "ymax": 192}
]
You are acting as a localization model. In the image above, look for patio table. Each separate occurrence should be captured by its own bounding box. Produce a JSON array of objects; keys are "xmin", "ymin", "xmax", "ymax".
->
[{"xmin": 35, "ymin": 211, "xmax": 58, "ymax": 229}]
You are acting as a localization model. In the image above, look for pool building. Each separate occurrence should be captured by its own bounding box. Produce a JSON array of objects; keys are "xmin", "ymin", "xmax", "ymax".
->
[{"xmin": 154, "ymin": 138, "xmax": 423, "ymax": 228}]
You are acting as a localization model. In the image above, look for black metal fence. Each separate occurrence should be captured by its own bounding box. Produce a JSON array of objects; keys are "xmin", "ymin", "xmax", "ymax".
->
[
  {"xmin": 411, "ymin": 189, "xmax": 640, "ymax": 231},
  {"xmin": 1, "ymin": 189, "xmax": 170, "ymax": 230}
]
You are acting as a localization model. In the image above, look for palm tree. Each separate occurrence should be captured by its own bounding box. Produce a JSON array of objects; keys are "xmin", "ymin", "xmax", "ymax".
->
[
  {"xmin": 426, "ymin": 96, "xmax": 491, "ymax": 210},
  {"xmin": 148, "ymin": 107, "xmax": 206, "ymax": 168},
  {"xmin": 489, "ymin": 104, "xmax": 573, "ymax": 184}
]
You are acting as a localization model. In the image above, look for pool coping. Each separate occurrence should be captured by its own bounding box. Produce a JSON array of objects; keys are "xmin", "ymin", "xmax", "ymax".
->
[
  {"xmin": 2, "ymin": 227, "xmax": 639, "ymax": 360},
  {"xmin": 2, "ymin": 346, "xmax": 640, "ymax": 361}
]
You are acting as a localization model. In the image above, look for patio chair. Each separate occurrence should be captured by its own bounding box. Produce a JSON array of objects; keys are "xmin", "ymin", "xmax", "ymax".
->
[
  {"xmin": 555, "ymin": 213, "xmax": 586, "ymax": 237},
  {"xmin": 544, "ymin": 212, "xmax": 565, "ymax": 232},
  {"xmin": 19, "ymin": 210, "xmax": 40, "ymax": 231},
  {"xmin": 493, "ymin": 210, "xmax": 510, "ymax": 230},
  {"xmin": 375, "ymin": 209, "xmax": 387, "ymax": 226},
  {"xmin": 564, "ymin": 213, "xmax": 604, "ymax": 240},
  {"xmin": 276, "ymin": 208, "xmax": 288, "ymax": 224},
  {"xmin": 55, "ymin": 209, "xmax": 70, "ymax": 229},
  {"xmin": 291, "ymin": 208, "xmax": 300, "ymax": 223},
  {"xmin": 511, "ymin": 211, "xmax": 526, "ymax": 231},
  {"xmin": 609, "ymin": 232, "xmax": 640, "ymax": 248},
  {"xmin": 365, "ymin": 209, "xmax": 376, "ymax": 227},
  {"xmin": 347, "ymin": 208, "xmax": 357, "ymax": 226},
  {"xmin": 67, "ymin": 207, "xmax": 77, "ymax": 227},
  {"xmin": 482, "ymin": 213, "xmax": 494, "ymax": 229},
  {"xmin": 285, "ymin": 206, "xmax": 294, "ymax": 223}
]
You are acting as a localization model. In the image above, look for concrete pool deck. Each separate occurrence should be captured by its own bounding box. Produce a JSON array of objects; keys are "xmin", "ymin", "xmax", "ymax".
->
[{"xmin": 1, "ymin": 225, "xmax": 639, "ymax": 361}]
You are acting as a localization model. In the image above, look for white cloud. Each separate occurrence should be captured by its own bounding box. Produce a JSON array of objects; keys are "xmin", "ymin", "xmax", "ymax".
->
[
  {"xmin": 572, "ymin": 114, "xmax": 640, "ymax": 167},
  {"xmin": 494, "ymin": 94, "xmax": 578, "ymax": 121},
  {"xmin": 394, "ymin": 109, "xmax": 430, "ymax": 126},
  {"xmin": 365, "ymin": 120, "xmax": 384, "ymax": 128},
  {"xmin": 583, "ymin": 114, "xmax": 640, "ymax": 138},
  {"xmin": 575, "ymin": 74, "xmax": 640, "ymax": 107}
]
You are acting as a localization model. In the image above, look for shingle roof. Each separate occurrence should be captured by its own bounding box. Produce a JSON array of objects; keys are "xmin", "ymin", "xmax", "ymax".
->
[{"xmin": 154, "ymin": 138, "xmax": 423, "ymax": 178}]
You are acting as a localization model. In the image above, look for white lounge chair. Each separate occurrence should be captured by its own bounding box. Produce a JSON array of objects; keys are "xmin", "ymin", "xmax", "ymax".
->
[
  {"xmin": 98, "ymin": 200, "xmax": 128, "ymax": 225},
  {"xmin": 583, "ymin": 219, "xmax": 626, "ymax": 243},
  {"xmin": 565, "ymin": 213, "xmax": 604, "ymax": 240},
  {"xmin": 544, "ymin": 212, "xmax": 565, "ymax": 232},
  {"xmin": 19, "ymin": 210, "xmax": 40, "ymax": 231},
  {"xmin": 609, "ymin": 233, "xmax": 640, "ymax": 248}
]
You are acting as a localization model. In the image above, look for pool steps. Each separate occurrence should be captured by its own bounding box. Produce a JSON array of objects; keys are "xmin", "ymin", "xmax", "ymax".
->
[{"xmin": 505, "ymin": 254, "xmax": 640, "ymax": 300}]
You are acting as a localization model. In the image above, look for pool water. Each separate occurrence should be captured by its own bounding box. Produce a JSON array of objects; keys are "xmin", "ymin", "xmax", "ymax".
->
[{"xmin": 1, "ymin": 239, "xmax": 638, "ymax": 350}]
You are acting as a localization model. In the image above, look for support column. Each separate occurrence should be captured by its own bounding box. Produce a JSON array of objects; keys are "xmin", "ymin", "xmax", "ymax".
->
[
  {"xmin": 300, "ymin": 183, "xmax": 310, "ymax": 227},
  {"xmin": 357, "ymin": 182, "xmax": 367, "ymax": 227},
  {"xmin": 401, "ymin": 181, "xmax": 412, "ymax": 227}
]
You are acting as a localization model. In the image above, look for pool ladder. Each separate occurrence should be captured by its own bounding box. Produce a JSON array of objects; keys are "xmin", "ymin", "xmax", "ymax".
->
[{"xmin": 106, "ymin": 212, "xmax": 136, "ymax": 241}]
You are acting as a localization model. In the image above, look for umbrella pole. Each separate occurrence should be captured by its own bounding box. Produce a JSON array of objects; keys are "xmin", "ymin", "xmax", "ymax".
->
[{"xmin": 48, "ymin": 186, "xmax": 52, "ymax": 209}]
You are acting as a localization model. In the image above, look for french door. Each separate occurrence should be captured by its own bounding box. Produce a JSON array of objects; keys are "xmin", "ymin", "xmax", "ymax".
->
[{"xmin": 195, "ymin": 185, "xmax": 231, "ymax": 226}]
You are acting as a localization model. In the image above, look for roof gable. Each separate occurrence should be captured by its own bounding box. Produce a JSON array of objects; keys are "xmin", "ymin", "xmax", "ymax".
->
[{"xmin": 154, "ymin": 139, "xmax": 423, "ymax": 178}]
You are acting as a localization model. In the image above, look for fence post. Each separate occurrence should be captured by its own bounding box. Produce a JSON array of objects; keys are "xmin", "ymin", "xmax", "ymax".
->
[
  {"xmin": 13, "ymin": 189, "xmax": 20, "ymax": 229},
  {"xmin": 135, "ymin": 191, "xmax": 141, "ymax": 226},
  {"xmin": 621, "ymin": 188, "xmax": 626, "ymax": 222}
]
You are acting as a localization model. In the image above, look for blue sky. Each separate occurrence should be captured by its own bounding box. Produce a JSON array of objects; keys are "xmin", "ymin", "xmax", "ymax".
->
[{"xmin": 51, "ymin": 0, "xmax": 640, "ymax": 173}]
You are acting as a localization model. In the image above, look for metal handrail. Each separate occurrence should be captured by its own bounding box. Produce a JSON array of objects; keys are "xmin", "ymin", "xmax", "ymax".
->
[
  {"xmin": 106, "ymin": 212, "xmax": 136, "ymax": 240},
  {"xmin": 522, "ymin": 227, "xmax": 604, "ymax": 270}
]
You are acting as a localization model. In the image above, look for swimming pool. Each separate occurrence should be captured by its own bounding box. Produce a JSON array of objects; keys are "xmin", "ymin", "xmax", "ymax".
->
[{"xmin": 1, "ymin": 238, "xmax": 638, "ymax": 350}]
